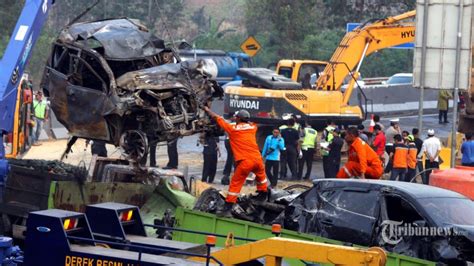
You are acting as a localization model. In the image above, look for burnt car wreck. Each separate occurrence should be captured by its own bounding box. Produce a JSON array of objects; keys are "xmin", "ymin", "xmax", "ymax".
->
[
  {"xmin": 41, "ymin": 18, "xmax": 223, "ymax": 161},
  {"xmin": 195, "ymin": 180, "xmax": 474, "ymax": 264}
]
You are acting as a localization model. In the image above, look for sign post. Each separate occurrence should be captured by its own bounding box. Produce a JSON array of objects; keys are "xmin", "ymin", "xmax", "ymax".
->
[{"xmin": 240, "ymin": 36, "xmax": 262, "ymax": 57}]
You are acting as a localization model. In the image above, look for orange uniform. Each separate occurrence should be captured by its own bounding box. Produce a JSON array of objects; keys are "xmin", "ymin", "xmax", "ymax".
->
[
  {"xmin": 407, "ymin": 143, "xmax": 417, "ymax": 169},
  {"xmin": 337, "ymin": 137, "xmax": 383, "ymax": 179},
  {"xmin": 392, "ymin": 143, "xmax": 408, "ymax": 169},
  {"xmin": 216, "ymin": 116, "xmax": 267, "ymax": 203}
]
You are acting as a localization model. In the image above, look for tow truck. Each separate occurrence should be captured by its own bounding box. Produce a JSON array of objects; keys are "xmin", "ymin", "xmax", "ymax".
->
[
  {"xmin": 18, "ymin": 202, "xmax": 389, "ymax": 265},
  {"xmin": 224, "ymin": 10, "xmax": 416, "ymax": 135},
  {"xmin": 0, "ymin": 0, "xmax": 55, "ymax": 187}
]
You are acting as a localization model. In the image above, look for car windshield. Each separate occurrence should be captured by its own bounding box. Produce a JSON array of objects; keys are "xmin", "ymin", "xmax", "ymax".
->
[
  {"xmin": 419, "ymin": 198, "xmax": 474, "ymax": 226},
  {"xmin": 387, "ymin": 75, "xmax": 412, "ymax": 84}
]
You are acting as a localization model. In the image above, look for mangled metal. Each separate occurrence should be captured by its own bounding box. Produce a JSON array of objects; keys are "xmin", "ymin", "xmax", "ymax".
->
[
  {"xmin": 194, "ymin": 180, "xmax": 474, "ymax": 264},
  {"xmin": 41, "ymin": 18, "xmax": 223, "ymax": 161}
]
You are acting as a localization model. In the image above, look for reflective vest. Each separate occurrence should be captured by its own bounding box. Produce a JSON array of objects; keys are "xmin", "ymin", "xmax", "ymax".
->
[
  {"xmin": 279, "ymin": 123, "xmax": 300, "ymax": 131},
  {"xmin": 302, "ymin": 127, "xmax": 317, "ymax": 149},
  {"xmin": 33, "ymin": 99, "xmax": 47, "ymax": 119},
  {"xmin": 324, "ymin": 126, "xmax": 334, "ymax": 142},
  {"xmin": 320, "ymin": 126, "xmax": 334, "ymax": 156}
]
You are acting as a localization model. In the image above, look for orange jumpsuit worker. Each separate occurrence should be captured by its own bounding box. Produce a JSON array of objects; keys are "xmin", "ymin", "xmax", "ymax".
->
[
  {"xmin": 203, "ymin": 106, "xmax": 268, "ymax": 217},
  {"xmin": 337, "ymin": 127, "xmax": 383, "ymax": 179}
]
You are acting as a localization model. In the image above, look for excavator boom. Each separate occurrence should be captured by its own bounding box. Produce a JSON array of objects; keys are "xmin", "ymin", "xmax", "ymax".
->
[{"xmin": 316, "ymin": 10, "xmax": 416, "ymax": 104}]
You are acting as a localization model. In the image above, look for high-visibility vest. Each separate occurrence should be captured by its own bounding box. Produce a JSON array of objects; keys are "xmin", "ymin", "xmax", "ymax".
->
[
  {"xmin": 33, "ymin": 100, "xmax": 47, "ymax": 119},
  {"xmin": 324, "ymin": 126, "xmax": 334, "ymax": 142},
  {"xmin": 302, "ymin": 127, "xmax": 317, "ymax": 149},
  {"xmin": 279, "ymin": 123, "xmax": 300, "ymax": 131}
]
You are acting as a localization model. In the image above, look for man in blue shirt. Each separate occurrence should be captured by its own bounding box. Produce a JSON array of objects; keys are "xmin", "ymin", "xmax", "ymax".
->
[
  {"xmin": 262, "ymin": 128, "xmax": 286, "ymax": 187},
  {"xmin": 461, "ymin": 133, "xmax": 474, "ymax": 167}
]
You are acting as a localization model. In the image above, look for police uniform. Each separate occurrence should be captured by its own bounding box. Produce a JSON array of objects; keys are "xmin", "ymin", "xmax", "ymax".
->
[
  {"xmin": 321, "ymin": 125, "xmax": 335, "ymax": 178},
  {"xmin": 298, "ymin": 126, "xmax": 317, "ymax": 180},
  {"xmin": 280, "ymin": 126, "xmax": 300, "ymax": 179},
  {"xmin": 202, "ymin": 134, "xmax": 219, "ymax": 183},
  {"xmin": 165, "ymin": 139, "xmax": 178, "ymax": 169},
  {"xmin": 279, "ymin": 123, "xmax": 300, "ymax": 179}
]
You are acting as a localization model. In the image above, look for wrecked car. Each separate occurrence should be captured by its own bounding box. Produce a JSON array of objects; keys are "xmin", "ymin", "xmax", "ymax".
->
[
  {"xmin": 193, "ymin": 184, "xmax": 310, "ymax": 224},
  {"xmin": 41, "ymin": 18, "xmax": 223, "ymax": 160},
  {"xmin": 279, "ymin": 179, "xmax": 474, "ymax": 264}
]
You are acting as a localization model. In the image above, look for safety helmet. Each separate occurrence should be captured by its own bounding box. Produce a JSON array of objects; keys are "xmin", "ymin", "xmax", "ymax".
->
[
  {"xmin": 427, "ymin": 129, "xmax": 435, "ymax": 136},
  {"xmin": 235, "ymin": 109, "xmax": 250, "ymax": 120},
  {"xmin": 407, "ymin": 134, "xmax": 415, "ymax": 142}
]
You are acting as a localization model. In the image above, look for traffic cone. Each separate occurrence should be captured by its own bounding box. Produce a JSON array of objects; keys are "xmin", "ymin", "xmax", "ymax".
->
[{"xmin": 369, "ymin": 114, "xmax": 375, "ymax": 132}]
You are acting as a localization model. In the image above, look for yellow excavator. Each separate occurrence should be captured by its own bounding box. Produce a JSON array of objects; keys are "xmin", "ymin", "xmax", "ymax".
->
[{"xmin": 224, "ymin": 10, "xmax": 416, "ymax": 139}]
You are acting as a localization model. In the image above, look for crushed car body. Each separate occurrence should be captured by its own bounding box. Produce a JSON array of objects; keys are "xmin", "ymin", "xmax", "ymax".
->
[
  {"xmin": 41, "ymin": 18, "xmax": 223, "ymax": 160},
  {"xmin": 194, "ymin": 179, "xmax": 474, "ymax": 264},
  {"xmin": 278, "ymin": 179, "xmax": 474, "ymax": 264}
]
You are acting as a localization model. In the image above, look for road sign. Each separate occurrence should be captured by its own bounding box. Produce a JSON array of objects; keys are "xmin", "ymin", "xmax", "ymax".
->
[
  {"xmin": 346, "ymin": 23, "xmax": 414, "ymax": 49},
  {"xmin": 240, "ymin": 36, "xmax": 261, "ymax": 57}
]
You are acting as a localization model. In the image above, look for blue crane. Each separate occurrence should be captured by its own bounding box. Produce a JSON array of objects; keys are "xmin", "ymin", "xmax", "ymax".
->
[{"xmin": 0, "ymin": 0, "xmax": 55, "ymax": 184}]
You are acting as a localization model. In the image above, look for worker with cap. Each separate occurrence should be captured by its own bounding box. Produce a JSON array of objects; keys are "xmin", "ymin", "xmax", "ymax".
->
[
  {"xmin": 298, "ymin": 121, "xmax": 317, "ymax": 180},
  {"xmin": 280, "ymin": 118, "xmax": 300, "ymax": 180},
  {"xmin": 321, "ymin": 119, "xmax": 336, "ymax": 178},
  {"xmin": 203, "ymin": 106, "xmax": 268, "ymax": 217},
  {"xmin": 384, "ymin": 118, "xmax": 401, "ymax": 173},
  {"xmin": 389, "ymin": 134, "xmax": 408, "ymax": 181},
  {"xmin": 336, "ymin": 127, "xmax": 383, "ymax": 179},
  {"xmin": 406, "ymin": 135, "xmax": 418, "ymax": 182},
  {"xmin": 324, "ymin": 127, "xmax": 344, "ymax": 179},
  {"xmin": 418, "ymin": 129, "xmax": 442, "ymax": 184}
]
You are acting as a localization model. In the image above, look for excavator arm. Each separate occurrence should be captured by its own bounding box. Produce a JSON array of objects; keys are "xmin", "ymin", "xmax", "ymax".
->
[{"xmin": 316, "ymin": 10, "xmax": 416, "ymax": 105}]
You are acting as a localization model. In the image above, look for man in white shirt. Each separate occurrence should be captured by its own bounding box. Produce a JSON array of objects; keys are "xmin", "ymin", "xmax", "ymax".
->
[{"xmin": 418, "ymin": 129, "xmax": 442, "ymax": 184}]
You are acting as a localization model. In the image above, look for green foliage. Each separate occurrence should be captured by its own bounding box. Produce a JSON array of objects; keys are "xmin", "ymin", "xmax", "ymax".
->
[{"xmin": 243, "ymin": 0, "xmax": 416, "ymax": 77}]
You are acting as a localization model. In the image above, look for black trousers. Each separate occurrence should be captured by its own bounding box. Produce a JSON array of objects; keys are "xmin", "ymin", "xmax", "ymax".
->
[
  {"xmin": 202, "ymin": 152, "xmax": 218, "ymax": 183},
  {"xmin": 298, "ymin": 148, "xmax": 314, "ymax": 179},
  {"xmin": 91, "ymin": 141, "xmax": 107, "ymax": 157},
  {"xmin": 223, "ymin": 139, "xmax": 234, "ymax": 176},
  {"xmin": 322, "ymin": 156, "xmax": 330, "ymax": 178},
  {"xmin": 166, "ymin": 140, "xmax": 178, "ymax": 168},
  {"xmin": 416, "ymin": 160, "xmax": 425, "ymax": 182},
  {"xmin": 406, "ymin": 168, "xmax": 416, "ymax": 182},
  {"xmin": 281, "ymin": 146, "xmax": 297, "ymax": 179},
  {"xmin": 424, "ymin": 160, "xmax": 439, "ymax": 184},
  {"xmin": 439, "ymin": 110, "xmax": 448, "ymax": 122},
  {"xmin": 149, "ymin": 143, "xmax": 157, "ymax": 167},
  {"xmin": 265, "ymin": 160, "xmax": 280, "ymax": 187},
  {"xmin": 326, "ymin": 158, "xmax": 340, "ymax": 179}
]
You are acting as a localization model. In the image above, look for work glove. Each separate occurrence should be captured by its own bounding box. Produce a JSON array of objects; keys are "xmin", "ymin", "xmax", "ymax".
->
[{"xmin": 298, "ymin": 150, "xmax": 303, "ymax": 159}]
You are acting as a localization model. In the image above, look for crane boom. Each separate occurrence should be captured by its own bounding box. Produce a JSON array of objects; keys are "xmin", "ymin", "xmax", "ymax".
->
[
  {"xmin": 316, "ymin": 10, "xmax": 416, "ymax": 103},
  {"xmin": 0, "ymin": 0, "xmax": 54, "ymax": 173}
]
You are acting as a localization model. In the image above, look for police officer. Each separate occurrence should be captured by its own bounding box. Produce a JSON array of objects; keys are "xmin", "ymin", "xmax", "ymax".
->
[
  {"xmin": 321, "ymin": 120, "xmax": 336, "ymax": 178},
  {"xmin": 200, "ymin": 132, "xmax": 220, "ymax": 183},
  {"xmin": 280, "ymin": 118, "xmax": 300, "ymax": 180},
  {"xmin": 298, "ymin": 121, "xmax": 317, "ymax": 180},
  {"xmin": 279, "ymin": 114, "xmax": 300, "ymax": 179},
  {"xmin": 164, "ymin": 139, "xmax": 178, "ymax": 169}
]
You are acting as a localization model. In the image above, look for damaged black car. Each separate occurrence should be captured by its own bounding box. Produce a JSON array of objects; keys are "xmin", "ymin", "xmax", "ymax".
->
[
  {"xmin": 41, "ymin": 18, "xmax": 223, "ymax": 160},
  {"xmin": 279, "ymin": 179, "xmax": 474, "ymax": 264}
]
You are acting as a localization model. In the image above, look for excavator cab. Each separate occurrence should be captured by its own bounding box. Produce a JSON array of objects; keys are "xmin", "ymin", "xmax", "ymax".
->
[{"xmin": 276, "ymin": 60, "xmax": 327, "ymax": 84}]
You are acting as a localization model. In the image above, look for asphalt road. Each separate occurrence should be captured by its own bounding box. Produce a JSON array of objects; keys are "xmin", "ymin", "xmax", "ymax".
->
[{"xmin": 41, "ymin": 98, "xmax": 456, "ymax": 186}]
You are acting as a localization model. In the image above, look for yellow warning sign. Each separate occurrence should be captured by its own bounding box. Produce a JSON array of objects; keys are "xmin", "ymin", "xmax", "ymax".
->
[{"xmin": 240, "ymin": 36, "xmax": 262, "ymax": 57}]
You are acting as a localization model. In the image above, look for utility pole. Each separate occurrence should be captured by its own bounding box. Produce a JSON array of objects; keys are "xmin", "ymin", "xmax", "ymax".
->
[{"xmin": 451, "ymin": 0, "xmax": 464, "ymax": 167}]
